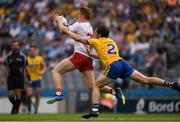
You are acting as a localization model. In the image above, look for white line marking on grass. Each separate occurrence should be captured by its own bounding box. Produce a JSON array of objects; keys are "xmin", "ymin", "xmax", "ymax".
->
[{"xmin": 3, "ymin": 120, "xmax": 179, "ymax": 122}]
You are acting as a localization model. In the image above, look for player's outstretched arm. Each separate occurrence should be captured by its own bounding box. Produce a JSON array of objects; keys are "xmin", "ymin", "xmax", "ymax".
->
[{"xmin": 63, "ymin": 28, "xmax": 88, "ymax": 44}]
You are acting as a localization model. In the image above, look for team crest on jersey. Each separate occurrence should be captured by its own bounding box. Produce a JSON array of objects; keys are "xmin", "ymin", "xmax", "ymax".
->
[
  {"xmin": 29, "ymin": 63, "xmax": 38, "ymax": 68},
  {"xmin": 16, "ymin": 58, "xmax": 22, "ymax": 62}
]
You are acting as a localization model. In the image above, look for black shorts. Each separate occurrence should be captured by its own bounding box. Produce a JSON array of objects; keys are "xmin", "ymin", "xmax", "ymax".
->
[{"xmin": 7, "ymin": 78, "xmax": 25, "ymax": 90}]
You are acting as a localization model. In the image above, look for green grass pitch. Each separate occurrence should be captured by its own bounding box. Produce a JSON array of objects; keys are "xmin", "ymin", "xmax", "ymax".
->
[{"xmin": 0, "ymin": 113, "xmax": 179, "ymax": 122}]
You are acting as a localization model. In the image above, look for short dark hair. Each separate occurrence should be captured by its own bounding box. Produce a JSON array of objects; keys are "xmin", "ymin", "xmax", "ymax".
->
[
  {"xmin": 96, "ymin": 25, "xmax": 110, "ymax": 38},
  {"xmin": 80, "ymin": 6, "xmax": 92, "ymax": 20},
  {"xmin": 12, "ymin": 40, "xmax": 18, "ymax": 44},
  {"xmin": 30, "ymin": 44, "xmax": 37, "ymax": 49},
  {"xmin": 11, "ymin": 40, "xmax": 19, "ymax": 45}
]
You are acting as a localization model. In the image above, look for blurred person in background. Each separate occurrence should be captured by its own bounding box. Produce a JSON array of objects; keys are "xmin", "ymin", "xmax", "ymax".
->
[
  {"xmin": 26, "ymin": 45, "xmax": 47, "ymax": 114},
  {"xmin": 156, "ymin": 41, "xmax": 168, "ymax": 70},
  {"xmin": 2, "ymin": 40, "xmax": 30, "ymax": 115}
]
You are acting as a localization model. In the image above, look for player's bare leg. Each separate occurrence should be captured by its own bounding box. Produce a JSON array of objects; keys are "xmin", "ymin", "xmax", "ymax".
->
[
  {"xmin": 52, "ymin": 58, "xmax": 76, "ymax": 90},
  {"xmin": 130, "ymin": 70, "xmax": 180, "ymax": 92},
  {"xmin": 81, "ymin": 70, "xmax": 95, "ymax": 90},
  {"xmin": 47, "ymin": 58, "xmax": 76, "ymax": 104},
  {"xmin": 34, "ymin": 87, "xmax": 41, "ymax": 114},
  {"xmin": 82, "ymin": 73, "xmax": 113, "ymax": 119},
  {"xmin": 82, "ymin": 71, "xmax": 115, "ymax": 95},
  {"xmin": 93, "ymin": 73, "xmax": 113, "ymax": 103},
  {"xmin": 26, "ymin": 87, "xmax": 32, "ymax": 114}
]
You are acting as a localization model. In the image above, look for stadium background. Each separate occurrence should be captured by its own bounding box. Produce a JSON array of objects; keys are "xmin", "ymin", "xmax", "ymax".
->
[{"xmin": 0, "ymin": 0, "xmax": 180, "ymax": 115}]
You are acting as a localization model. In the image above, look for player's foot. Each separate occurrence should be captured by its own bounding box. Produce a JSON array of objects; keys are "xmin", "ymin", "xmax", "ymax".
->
[
  {"xmin": 171, "ymin": 82, "xmax": 180, "ymax": 92},
  {"xmin": 47, "ymin": 94, "xmax": 64, "ymax": 104},
  {"xmin": 115, "ymin": 87, "xmax": 121, "ymax": 98},
  {"xmin": 15, "ymin": 109, "xmax": 19, "ymax": 114},
  {"xmin": 82, "ymin": 103, "xmax": 99, "ymax": 119},
  {"xmin": 81, "ymin": 111, "xmax": 99, "ymax": 119},
  {"xmin": 11, "ymin": 105, "xmax": 16, "ymax": 115},
  {"xmin": 115, "ymin": 87, "xmax": 126, "ymax": 105}
]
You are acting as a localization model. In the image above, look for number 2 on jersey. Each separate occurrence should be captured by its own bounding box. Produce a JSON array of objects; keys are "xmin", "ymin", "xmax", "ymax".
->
[{"xmin": 107, "ymin": 44, "xmax": 116, "ymax": 54}]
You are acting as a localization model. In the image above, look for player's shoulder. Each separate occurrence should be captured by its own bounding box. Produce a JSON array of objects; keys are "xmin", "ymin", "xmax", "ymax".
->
[
  {"xmin": 36, "ymin": 56, "xmax": 44, "ymax": 61},
  {"xmin": 20, "ymin": 52, "xmax": 27, "ymax": 58},
  {"xmin": 107, "ymin": 38, "xmax": 114, "ymax": 41},
  {"xmin": 4, "ymin": 53, "xmax": 11, "ymax": 62},
  {"xmin": 106, "ymin": 38, "xmax": 116, "ymax": 43},
  {"xmin": 78, "ymin": 21, "xmax": 92, "ymax": 27},
  {"xmin": 6, "ymin": 53, "xmax": 11, "ymax": 58},
  {"xmin": 27, "ymin": 56, "xmax": 32, "ymax": 60}
]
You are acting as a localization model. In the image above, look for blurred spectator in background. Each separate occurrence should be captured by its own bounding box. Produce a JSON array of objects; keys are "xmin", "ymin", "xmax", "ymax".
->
[
  {"xmin": 9, "ymin": 23, "xmax": 21, "ymax": 38},
  {"xmin": 156, "ymin": 41, "xmax": 168, "ymax": 70}
]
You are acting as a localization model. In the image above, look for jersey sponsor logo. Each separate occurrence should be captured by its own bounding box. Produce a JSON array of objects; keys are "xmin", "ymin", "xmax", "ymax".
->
[
  {"xmin": 16, "ymin": 58, "xmax": 22, "ymax": 62},
  {"xmin": 29, "ymin": 63, "xmax": 38, "ymax": 68},
  {"xmin": 134, "ymin": 98, "xmax": 180, "ymax": 113},
  {"xmin": 149, "ymin": 101, "xmax": 180, "ymax": 113}
]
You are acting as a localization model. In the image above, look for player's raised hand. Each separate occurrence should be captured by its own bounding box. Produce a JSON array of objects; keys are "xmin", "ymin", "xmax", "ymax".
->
[
  {"xmin": 54, "ymin": 14, "xmax": 61, "ymax": 22},
  {"xmin": 49, "ymin": 13, "xmax": 59, "ymax": 21}
]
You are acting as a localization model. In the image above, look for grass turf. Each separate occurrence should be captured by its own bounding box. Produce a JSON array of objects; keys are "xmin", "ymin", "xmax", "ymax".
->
[{"xmin": 0, "ymin": 113, "xmax": 179, "ymax": 122}]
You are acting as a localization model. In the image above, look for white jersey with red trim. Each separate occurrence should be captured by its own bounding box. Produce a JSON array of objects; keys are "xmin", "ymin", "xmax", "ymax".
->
[{"xmin": 68, "ymin": 21, "xmax": 93, "ymax": 57}]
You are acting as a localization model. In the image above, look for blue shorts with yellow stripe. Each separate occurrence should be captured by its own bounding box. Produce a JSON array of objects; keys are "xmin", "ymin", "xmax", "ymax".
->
[{"xmin": 103, "ymin": 60, "xmax": 134, "ymax": 79}]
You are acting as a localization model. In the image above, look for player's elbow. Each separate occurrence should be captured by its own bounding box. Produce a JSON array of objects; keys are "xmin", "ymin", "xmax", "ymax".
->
[{"xmin": 95, "ymin": 82, "xmax": 104, "ymax": 89}]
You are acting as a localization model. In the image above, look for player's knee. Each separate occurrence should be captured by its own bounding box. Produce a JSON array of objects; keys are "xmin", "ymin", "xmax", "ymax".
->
[
  {"xmin": 87, "ymin": 83, "xmax": 93, "ymax": 90},
  {"xmin": 52, "ymin": 68, "xmax": 59, "ymax": 74},
  {"xmin": 35, "ymin": 93, "xmax": 40, "ymax": 98},
  {"xmin": 95, "ymin": 83, "xmax": 103, "ymax": 89},
  {"xmin": 52, "ymin": 66, "xmax": 65, "ymax": 74},
  {"xmin": 87, "ymin": 85, "xmax": 93, "ymax": 90},
  {"xmin": 36, "ymin": 96, "xmax": 40, "ymax": 101}
]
